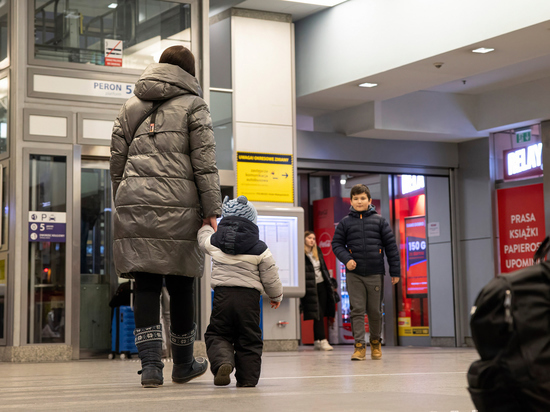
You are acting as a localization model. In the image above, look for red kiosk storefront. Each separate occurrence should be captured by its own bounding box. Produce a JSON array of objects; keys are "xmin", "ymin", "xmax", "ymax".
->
[{"xmin": 493, "ymin": 125, "xmax": 545, "ymax": 274}]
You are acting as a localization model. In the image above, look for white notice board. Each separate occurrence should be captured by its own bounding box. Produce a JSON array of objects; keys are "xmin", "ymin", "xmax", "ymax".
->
[{"xmin": 257, "ymin": 215, "xmax": 298, "ymax": 288}]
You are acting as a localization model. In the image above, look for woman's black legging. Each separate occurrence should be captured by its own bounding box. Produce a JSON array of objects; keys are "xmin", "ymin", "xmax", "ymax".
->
[
  {"xmin": 313, "ymin": 281, "xmax": 328, "ymax": 341},
  {"xmin": 133, "ymin": 273, "xmax": 195, "ymax": 334}
]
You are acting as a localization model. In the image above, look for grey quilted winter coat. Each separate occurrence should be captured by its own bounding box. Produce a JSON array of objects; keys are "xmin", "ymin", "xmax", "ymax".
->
[{"xmin": 110, "ymin": 63, "xmax": 222, "ymax": 278}]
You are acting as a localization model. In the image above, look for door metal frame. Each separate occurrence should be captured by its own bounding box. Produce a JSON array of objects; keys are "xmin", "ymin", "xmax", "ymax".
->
[
  {"xmin": 20, "ymin": 146, "xmax": 76, "ymax": 351},
  {"xmin": 0, "ymin": 158, "xmax": 10, "ymax": 346}
]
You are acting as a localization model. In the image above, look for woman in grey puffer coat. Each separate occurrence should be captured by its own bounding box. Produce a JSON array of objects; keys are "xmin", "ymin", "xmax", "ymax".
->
[{"xmin": 110, "ymin": 46, "xmax": 222, "ymax": 388}]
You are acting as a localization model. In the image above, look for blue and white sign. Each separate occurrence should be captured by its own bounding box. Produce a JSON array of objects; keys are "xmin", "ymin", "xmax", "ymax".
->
[
  {"xmin": 34, "ymin": 74, "xmax": 135, "ymax": 99},
  {"xmin": 28, "ymin": 212, "xmax": 66, "ymax": 243}
]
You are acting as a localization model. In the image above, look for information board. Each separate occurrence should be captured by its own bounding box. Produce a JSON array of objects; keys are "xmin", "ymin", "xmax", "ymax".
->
[
  {"xmin": 28, "ymin": 211, "xmax": 66, "ymax": 242},
  {"xmin": 404, "ymin": 216, "xmax": 428, "ymax": 297},
  {"xmin": 236, "ymin": 152, "xmax": 294, "ymax": 203},
  {"xmin": 257, "ymin": 215, "xmax": 298, "ymax": 288}
]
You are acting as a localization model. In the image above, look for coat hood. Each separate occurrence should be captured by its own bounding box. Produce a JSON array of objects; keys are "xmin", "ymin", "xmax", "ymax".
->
[
  {"xmin": 349, "ymin": 204, "xmax": 377, "ymax": 218},
  {"xmin": 134, "ymin": 63, "xmax": 202, "ymax": 101},
  {"xmin": 211, "ymin": 216, "xmax": 261, "ymax": 255}
]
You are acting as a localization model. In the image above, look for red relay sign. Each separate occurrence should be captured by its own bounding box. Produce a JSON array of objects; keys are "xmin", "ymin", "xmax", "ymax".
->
[{"xmin": 497, "ymin": 183, "xmax": 546, "ymax": 273}]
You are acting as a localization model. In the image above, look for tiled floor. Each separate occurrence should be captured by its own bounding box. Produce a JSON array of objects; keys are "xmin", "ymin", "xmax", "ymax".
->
[{"xmin": 1, "ymin": 346, "xmax": 479, "ymax": 412}]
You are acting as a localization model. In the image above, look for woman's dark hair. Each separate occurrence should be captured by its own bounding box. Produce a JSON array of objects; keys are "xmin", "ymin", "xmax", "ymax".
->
[
  {"xmin": 350, "ymin": 184, "xmax": 371, "ymax": 200},
  {"xmin": 159, "ymin": 45, "xmax": 196, "ymax": 76}
]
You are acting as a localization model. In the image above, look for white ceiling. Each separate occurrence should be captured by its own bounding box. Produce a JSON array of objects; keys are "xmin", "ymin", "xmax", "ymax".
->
[
  {"xmin": 296, "ymin": 20, "xmax": 550, "ymax": 117},
  {"xmin": 209, "ymin": 0, "xmax": 329, "ymax": 20}
]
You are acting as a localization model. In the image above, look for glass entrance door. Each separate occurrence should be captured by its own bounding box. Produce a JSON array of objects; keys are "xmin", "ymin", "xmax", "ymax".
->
[{"xmin": 80, "ymin": 161, "xmax": 115, "ymax": 357}]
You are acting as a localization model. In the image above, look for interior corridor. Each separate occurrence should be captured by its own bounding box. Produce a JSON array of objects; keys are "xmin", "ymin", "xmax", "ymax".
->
[{"xmin": 1, "ymin": 347, "xmax": 478, "ymax": 411}]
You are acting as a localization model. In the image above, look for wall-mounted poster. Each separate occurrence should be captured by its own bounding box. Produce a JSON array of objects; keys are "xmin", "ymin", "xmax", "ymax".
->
[
  {"xmin": 404, "ymin": 216, "xmax": 428, "ymax": 298},
  {"xmin": 497, "ymin": 183, "xmax": 545, "ymax": 273}
]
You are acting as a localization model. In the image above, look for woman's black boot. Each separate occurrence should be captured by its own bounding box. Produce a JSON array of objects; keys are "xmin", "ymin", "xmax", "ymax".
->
[
  {"xmin": 135, "ymin": 325, "xmax": 164, "ymax": 388},
  {"xmin": 171, "ymin": 324, "xmax": 208, "ymax": 384}
]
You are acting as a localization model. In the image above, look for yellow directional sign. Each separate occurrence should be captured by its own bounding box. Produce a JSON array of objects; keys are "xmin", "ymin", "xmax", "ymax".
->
[{"xmin": 236, "ymin": 152, "xmax": 294, "ymax": 203}]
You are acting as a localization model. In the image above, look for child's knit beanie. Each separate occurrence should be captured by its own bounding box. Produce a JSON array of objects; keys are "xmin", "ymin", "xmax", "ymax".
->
[{"xmin": 222, "ymin": 195, "xmax": 258, "ymax": 224}]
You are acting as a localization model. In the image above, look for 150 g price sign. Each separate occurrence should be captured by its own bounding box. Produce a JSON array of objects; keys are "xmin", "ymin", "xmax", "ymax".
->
[
  {"xmin": 404, "ymin": 216, "xmax": 428, "ymax": 297},
  {"xmin": 408, "ymin": 240, "xmax": 426, "ymax": 252}
]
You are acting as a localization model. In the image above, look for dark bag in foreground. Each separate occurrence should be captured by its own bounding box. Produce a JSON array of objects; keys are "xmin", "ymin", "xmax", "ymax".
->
[{"xmin": 467, "ymin": 262, "xmax": 550, "ymax": 411}]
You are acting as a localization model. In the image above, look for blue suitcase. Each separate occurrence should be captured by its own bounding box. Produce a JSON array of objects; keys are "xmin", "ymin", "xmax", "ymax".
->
[{"xmin": 110, "ymin": 306, "xmax": 138, "ymax": 359}]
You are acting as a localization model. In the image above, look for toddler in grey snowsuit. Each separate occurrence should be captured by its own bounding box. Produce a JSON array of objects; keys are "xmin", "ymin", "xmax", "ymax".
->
[{"xmin": 198, "ymin": 196, "xmax": 283, "ymax": 387}]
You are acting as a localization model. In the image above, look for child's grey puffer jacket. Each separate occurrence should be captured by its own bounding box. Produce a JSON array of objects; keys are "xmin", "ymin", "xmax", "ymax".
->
[{"xmin": 198, "ymin": 216, "xmax": 283, "ymax": 302}]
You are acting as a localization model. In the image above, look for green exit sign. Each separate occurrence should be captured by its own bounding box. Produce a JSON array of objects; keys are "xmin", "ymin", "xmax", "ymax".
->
[{"xmin": 516, "ymin": 130, "xmax": 531, "ymax": 143}]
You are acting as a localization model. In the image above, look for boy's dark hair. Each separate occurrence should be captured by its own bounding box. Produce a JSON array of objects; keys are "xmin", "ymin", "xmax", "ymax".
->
[
  {"xmin": 159, "ymin": 45, "xmax": 195, "ymax": 76},
  {"xmin": 350, "ymin": 184, "xmax": 371, "ymax": 200}
]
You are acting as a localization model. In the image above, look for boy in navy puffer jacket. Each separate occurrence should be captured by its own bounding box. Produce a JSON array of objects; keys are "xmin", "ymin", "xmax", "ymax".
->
[
  {"xmin": 198, "ymin": 196, "xmax": 283, "ymax": 387},
  {"xmin": 332, "ymin": 184, "xmax": 400, "ymax": 361}
]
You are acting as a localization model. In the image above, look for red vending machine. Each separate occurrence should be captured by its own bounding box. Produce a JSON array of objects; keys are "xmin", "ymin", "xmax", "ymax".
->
[{"xmin": 301, "ymin": 197, "xmax": 348, "ymax": 345}]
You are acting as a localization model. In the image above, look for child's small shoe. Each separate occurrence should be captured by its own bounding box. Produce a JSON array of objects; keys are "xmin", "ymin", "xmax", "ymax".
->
[
  {"xmin": 236, "ymin": 382, "xmax": 256, "ymax": 388},
  {"xmin": 214, "ymin": 363, "xmax": 233, "ymax": 386},
  {"xmin": 351, "ymin": 343, "xmax": 366, "ymax": 361},
  {"xmin": 370, "ymin": 339, "xmax": 382, "ymax": 360}
]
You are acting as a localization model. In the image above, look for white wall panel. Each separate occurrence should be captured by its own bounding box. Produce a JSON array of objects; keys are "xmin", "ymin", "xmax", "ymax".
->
[
  {"xmin": 262, "ymin": 298, "xmax": 297, "ymax": 340},
  {"xmin": 232, "ymin": 16, "xmax": 293, "ymax": 126},
  {"xmin": 461, "ymin": 238, "xmax": 496, "ymax": 335},
  {"xmin": 82, "ymin": 119, "xmax": 113, "ymax": 141},
  {"xmin": 428, "ymin": 243, "xmax": 455, "ymax": 337},
  {"xmin": 236, "ymin": 122, "xmax": 293, "ymax": 155},
  {"xmin": 29, "ymin": 115, "xmax": 67, "ymax": 137},
  {"xmin": 297, "ymin": 130, "xmax": 458, "ymax": 168},
  {"xmin": 426, "ymin": 176, "xmax": 452, "ymax": 244}
]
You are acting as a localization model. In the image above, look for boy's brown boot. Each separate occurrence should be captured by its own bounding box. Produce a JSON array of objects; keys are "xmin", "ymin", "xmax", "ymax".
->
[
  {"xmin": 351, "ymin": 343, "xmax": 366, "ymax": 361},
  {"xmin": 370, "ymin": 339, "xmax": 382, "ymax": 360}
]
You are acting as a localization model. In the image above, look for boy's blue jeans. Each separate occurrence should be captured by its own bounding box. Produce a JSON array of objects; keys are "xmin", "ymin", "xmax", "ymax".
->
[{"xmin": 346, "ymin": 273, "xmax": 384, "ymax": 344}]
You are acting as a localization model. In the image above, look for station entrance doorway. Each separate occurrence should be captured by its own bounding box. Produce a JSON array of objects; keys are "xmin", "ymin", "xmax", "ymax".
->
[{"xmin": 298, "ymin": 170, "xmax": 455, "ymax": 347}]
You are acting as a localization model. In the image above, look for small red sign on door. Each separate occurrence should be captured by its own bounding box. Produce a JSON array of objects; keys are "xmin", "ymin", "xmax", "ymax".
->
[{"xmin": 105, "ymin": 39, "xmax": 123, "ymax": 67}]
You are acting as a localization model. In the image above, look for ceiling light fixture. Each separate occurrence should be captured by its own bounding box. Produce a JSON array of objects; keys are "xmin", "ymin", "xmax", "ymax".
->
[
  {"xmin": 472, "ymin": 47, "xmax": 494, "ymax": 54},
  {"xmin": 108, "ymin": 3, "xmax": 118, "ymax": 8},
  {"xmin": 359, "ymin": 82, "xmax": 378, "ymax": 88},
  {"xmin": 281, "ymin": 0, "xmax": 349, "ymax": 7}
]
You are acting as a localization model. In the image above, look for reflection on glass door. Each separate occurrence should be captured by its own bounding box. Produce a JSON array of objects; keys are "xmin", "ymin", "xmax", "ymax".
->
[
  {"xmin": 393, "ymin": 175, "xmax": 430, "ymax": 341},
  {"xmin": 80, "ymin": 164, "xmax": 114, "ymax": 356},
  {"xmin": 28, "ymin": 155, "xmax": 67, "ymax": 343}
]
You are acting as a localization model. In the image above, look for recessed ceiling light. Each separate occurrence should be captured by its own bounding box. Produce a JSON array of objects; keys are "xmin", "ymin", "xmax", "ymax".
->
[
  {"xmin": 281, "ymin": 0, "xmax": 348, "ymax": 6},
  {"xmin": 472, "ymin": 47, "xmax": 494, "ymax": 54},
  {"xmin": 108, "ymin": 3, "xmax": 118, "ymax": 8},
  {"xmin": 359, "ymin": 82, "xmax": 378, "ymax": 88}
]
